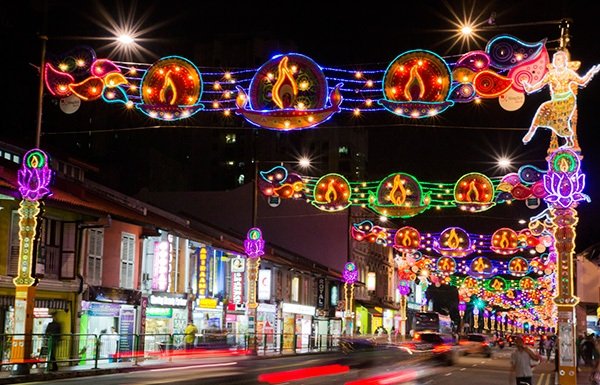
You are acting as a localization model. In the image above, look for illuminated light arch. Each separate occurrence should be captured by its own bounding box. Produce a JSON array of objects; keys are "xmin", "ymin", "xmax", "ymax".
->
[
  {"xmin": 468, "ymin": 256, "xmax": 494, "ymax": 279},
  {"xmin": 136, "ymin": 56, "xmax": 204, "ymax": 121},
  {"xmin": 350, "ymin": 220, "xmax": 389, "ymax": 246},
  {"xmin": 508, "ymin": 256, "xmax": 530, "ymax": 277},
  {"xmin": 379, "ymin": 50, "xmax": 454, "ymax": 118}
]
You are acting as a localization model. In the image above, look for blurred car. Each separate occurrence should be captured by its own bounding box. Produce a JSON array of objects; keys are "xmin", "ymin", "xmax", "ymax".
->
[
  {"xmin": 459, "ymin": 333, "xmax": 492, "ymax": 357},
  {"xmin": 403, "ymin": 332, "xmax": 457, "ymax": 366},
  {"xmin": 523, "ymin": 334, "xmax": 536, "ymax": 346}
]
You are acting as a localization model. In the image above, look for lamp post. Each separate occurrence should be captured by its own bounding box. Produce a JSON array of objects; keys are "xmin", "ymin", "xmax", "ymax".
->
[
  {"xmin": 397, "ymin": 281, "xmax": 410, "ymax": 338},
  {"xmin": 342, "ymin": 262, "xmax": 358, "ymax": 335},
  {"xmin": 10, "ymin": 149, "xmax": 52, "ymax": 375},
  {"xmin": 244, "ymin": 227, "xmax": 264, "ymax": 354}
]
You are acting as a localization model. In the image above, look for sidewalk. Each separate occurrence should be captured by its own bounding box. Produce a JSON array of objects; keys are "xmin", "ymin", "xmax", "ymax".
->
[{"xmin": 535, "ymin": 358, "xmax": 597, "ymax": 385}]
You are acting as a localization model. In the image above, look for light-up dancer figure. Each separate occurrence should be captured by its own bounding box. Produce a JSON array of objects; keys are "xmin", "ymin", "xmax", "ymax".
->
[{"xmin": 522, "ymin": 50, "xmax": 599, "ymax": 148}]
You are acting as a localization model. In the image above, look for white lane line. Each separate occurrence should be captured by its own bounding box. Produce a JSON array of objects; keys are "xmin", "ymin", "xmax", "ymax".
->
[
  {"xmin": 148, "ymin": 361, "xmax": 238, "ymax": 372},
  {"xmin": 460, "ymin": 368, "xmax": 467, "ymax": 371},
  {"xmin": 444, "ymin": 372, "xmax": 453, "ymax": 376}
]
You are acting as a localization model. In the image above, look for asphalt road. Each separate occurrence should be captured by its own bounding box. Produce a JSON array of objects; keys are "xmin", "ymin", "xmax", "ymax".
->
[{"xmin": 18, "ymin": 346, "xmax": 557, "ymax": 385}]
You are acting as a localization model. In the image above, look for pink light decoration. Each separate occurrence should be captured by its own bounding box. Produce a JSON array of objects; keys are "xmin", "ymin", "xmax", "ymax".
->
[
  {"xmin": 244, "ymin": 227, "xmax": 265, "ymax": 258},
  {"xmin": 343, "ymin": 262, "xmax": 358, "ymax": 284},
  {"xmin": 18, "ymin": 149, "xmax": 52, "ymax": 201},
  {"xmin": 152, "ymin": 241, "xmax": 170, "ymax": 291}
]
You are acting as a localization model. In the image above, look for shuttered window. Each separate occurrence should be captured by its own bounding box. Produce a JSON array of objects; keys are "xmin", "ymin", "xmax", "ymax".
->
[{"xmin": 120, "ymin": 233, "xmax": 135, "ymax": 289}]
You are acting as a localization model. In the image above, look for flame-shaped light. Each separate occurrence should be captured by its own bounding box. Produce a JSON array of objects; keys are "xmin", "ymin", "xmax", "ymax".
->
[
  {"xmin": 446, "ymin": 228, "xmax": 460, "ymax": 249},
  {"xmin": 403, "ymin": 65, "xmax": 425, "ymax": 101},
  {"xmin": 389, "ymin": 174, "xmax": 407, "ymax": 205},
  {"xmin": 466, "ymin": 180, "xmax": 480, "ymax": 202},
  {"xmin": 159, "ymin": 70, "xmax": 177, "ymax": 105},
  {"xmin": 272, "ymin": 56, "xmax": 298, "ymax": 109},
  {"xmin": 325, "ymin": 179, "xmax": 338, "ymax": 203}
]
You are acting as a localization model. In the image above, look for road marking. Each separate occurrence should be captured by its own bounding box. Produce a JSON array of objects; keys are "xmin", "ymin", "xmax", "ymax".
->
[
  {"xmin": 148, "ymin": 361, "xmax": 238, "ymax": 372},
  {"xmin": 460, "ymin": 368, "xmax": 466, "ymax": 371},
  {"xmin": 472, "ymin": 364, "xmax": 477, "ymax": 367},
  {"xmin": 444, "ymin": 372, "xmax": 452, "ymax": 376}
]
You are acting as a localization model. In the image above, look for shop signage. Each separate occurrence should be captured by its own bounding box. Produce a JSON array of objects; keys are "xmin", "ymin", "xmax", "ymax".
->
[
  {"xmin": 197, "ymin": 247, "xmax": 208, "ymax": 298},
  {"xmin": 152, "ymin": 241, "xmax": 170, "ymax": 292},
  {"xmin": 317, "ymin": 278, "xmax": 326, "ymax": 308},
  {"xmin": 231, "ymin": 269, "xmax": 244, "ymax": 305},
  {"xmin": 149, "ymin": 293, "xmax": 188, "ymax": 308},
  {"xmin": 231, "ymin": 256, "xmax": 245, "ymax": 272},
  {"xmin": 258, "ymin": 303, "xmax": 276, "ymax": 313},
  {"xmin": 258, "ymin": 269, "xmax": 272, "ymax": 300},
  {"xmin": 146, "ymin": 307, "xmax": 173, "ymax": 317},
  {"xmin": 282, "ymin": 302, "xmax": 316, "ymax": 316},
  {"xmin": 118, "ymin": 306, "xmax": 136, "ymax": 354},
  {"xmin": 198, "ymin": 298, "xmax": 218, "ymax": 309},
  {"xmin": 86, "ymin": 302, "xmax": 121, "ymax": 317}
]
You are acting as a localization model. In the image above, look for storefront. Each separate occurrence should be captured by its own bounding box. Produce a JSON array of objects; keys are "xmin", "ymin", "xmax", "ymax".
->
[
  {"xmin": 145, "ymin": 292, "xmax": 188, "ymax": 347},
  {"xmin": 355, "ymin": 302, "xmax": 383, "ymax": 334},
  {"xmin": 281, "ymin": 302, "xmax": 315, "ymax": 352},
  {"xmin": 193, "ymin": 298, "xmax": 224, "ymax": 333},
  {"xmin": 80, "ymin": 286, "xmax": 141, "ymax": 360},
  {"xmin": 256, "ymin": 303, "xmax": 277, "ymax": 351}
]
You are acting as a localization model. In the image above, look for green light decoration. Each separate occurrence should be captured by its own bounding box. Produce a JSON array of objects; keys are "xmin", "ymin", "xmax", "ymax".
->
[{"xmin": 294, "ymin": 169, "xmax": 506, "ymax": 218}]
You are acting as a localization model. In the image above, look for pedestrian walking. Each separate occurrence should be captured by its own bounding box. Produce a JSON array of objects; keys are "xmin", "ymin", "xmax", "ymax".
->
[
  {"xmin": 510, "ymin": 335, "xmax": 540, "ymax": 385},
  {"xmin": 184, "ymin": 321, "xmax": 198, "ymax": 350},
  {"xmin": 44, "ymin": 315, "xmax": 61, "ymax": 372}
]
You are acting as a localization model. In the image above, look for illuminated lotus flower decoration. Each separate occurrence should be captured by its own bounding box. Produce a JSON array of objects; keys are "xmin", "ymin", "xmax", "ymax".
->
[
  {"xmin": 244, "ymin": 227, "xmax": 265, "ymax": 259},
  {"xmin": 398, "ymin": 280, "xmax": 411, "ymax": 296},
  {"xmin": 236, "ymin": 53, "xmax": 342, "ymax": 130},
  {"xmin": 258, "ymin": 165, "xmax": 305, "ymax": 199},
  {"xmin": 343, "ymin": 262, "xmax": 358, "ymax": 284},
  {"xmin": 368, "ymin": 173, "xmax": 430, "ymax": 218},
  {"xmin": 351, "ymin": 220, "xmax": 389, "ymax": 246},
  {"xmin": 379, "ymin": 50, "xmax": 454, "ymax": 118},
  {"xmin": 18, "ymin": 149, "xmax": 52, "ymax": 201},
  {"xmin": 543, "ymin": 149, "xmax": 589, "ymax": 208}
]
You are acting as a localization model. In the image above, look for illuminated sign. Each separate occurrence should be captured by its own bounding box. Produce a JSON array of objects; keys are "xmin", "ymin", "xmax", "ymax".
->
[
  {"xmin": 152, "ymin": 241, "xmax": 169, "ymax": 292},
  {"xmin": 258, "ymin": 269, "xmax": 271, "ymax": 300}
]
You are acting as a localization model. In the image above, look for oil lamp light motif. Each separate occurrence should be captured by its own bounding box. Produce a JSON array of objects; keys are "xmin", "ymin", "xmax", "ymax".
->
[
  {"xmin": 393, "ymin": 226, "xmax": 421, "ymax": 252},
  {"xmin": 311, "ymin": 173, "xmax": 351, "ymax": 212},
  {"xmin": 236, "ymin": 53, "xmax": 342, "ymax": 130},
  {"xmin": 434, "ymin": 227, "xmax": 473, "ymax": 257},
  {"xmin": 454, "ymin": 172, "xmax": 495, "ymax": 212},
  {"xmin": 368, "ymin": 173, "xmax": 430, "ymax": 218},
  {"xmin": 379, "ymin": 50, "xmax": 454, "ymax": 118},
  {"xmin": 137, "ymin": 56, "xmax": 204, "ymax": 120},
  {"xmin": 490, "ymin": 228, "xmax": 519, "ymax": 255}
]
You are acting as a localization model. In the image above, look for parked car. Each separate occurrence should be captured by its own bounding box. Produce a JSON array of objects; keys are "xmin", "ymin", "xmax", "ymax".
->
[{"xmin": 459, "ymin": 333, "xmax": 492, "ymax": 357}]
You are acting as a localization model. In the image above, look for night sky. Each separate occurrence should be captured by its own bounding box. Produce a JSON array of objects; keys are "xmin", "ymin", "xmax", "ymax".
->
[{"xmin": 1, "ymin": 0, "xmax": 599, "ymax": 251}]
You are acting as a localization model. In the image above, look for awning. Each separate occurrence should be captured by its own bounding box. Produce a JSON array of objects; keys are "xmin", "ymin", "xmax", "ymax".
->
[{"xmin": 0, "ymin": 296, "xmax": 70, "ymax": 310}]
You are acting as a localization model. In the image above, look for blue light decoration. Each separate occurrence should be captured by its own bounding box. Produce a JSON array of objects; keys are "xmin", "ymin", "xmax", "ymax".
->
[
  {"xmin": 136, "ymin": 56, "xmax": 204, "ymax": 120},
  {"xmin": 543, "ymin": 148, "xmax": 589, "ymax": 208},
  {"xmin": 43, "ymin": 35, "xmax": 563, "ymax": 124},
  {"xmin": 235, "ymin": 53, "xmax": 343, "ymax": 130},
  {"xmin": 379, "ymin": 50, "xmax": 454, "ymax": 118},
  {"xmin": 244, "ymin": 227, "xmax": 265, "ymax": 259}
]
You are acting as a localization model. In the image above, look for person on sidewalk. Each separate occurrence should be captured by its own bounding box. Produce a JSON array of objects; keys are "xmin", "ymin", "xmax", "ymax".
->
[
  {"xmin": 510, "ymin": 335, "xmax": 541, "ymax": 385},
  {"xmin": 44, "ymin": 315, "xmax": 61, "ymax": 372},
  {"xmin": 184, "ymin": 321, "xmax": 198, "ymax": 350}
]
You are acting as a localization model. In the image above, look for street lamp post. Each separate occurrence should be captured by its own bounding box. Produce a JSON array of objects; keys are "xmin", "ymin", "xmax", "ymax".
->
[
  {"xmin": 342, "ymin": 262, "xmax": 358, "ymax": 335},
  {"xmin": 10, "ymin": 149, "xmax": 52, "ymax": 375}
]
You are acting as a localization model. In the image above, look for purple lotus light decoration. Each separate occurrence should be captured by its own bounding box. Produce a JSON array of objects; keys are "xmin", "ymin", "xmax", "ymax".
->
[
  {"xmin": 458, "ymin": 301, "xmax": 467, "ymax": 313},
  {"xmin": 18, "ymin": 149, "xmax": 52, "ymax": 201},
  {"xmin": 543, "ymin": 149, "xmax": 589, "ymax": 208},
  {"xmin": 244, "ymin": 227, "xmax": 265, "ymax": 258},
  {"xmin": 398, "ymin": 280, "xmax": 411, "ymax": 296},
  {"xmin": 343, "ymin": 262, "xmax": 358, "ymax": 284}
]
